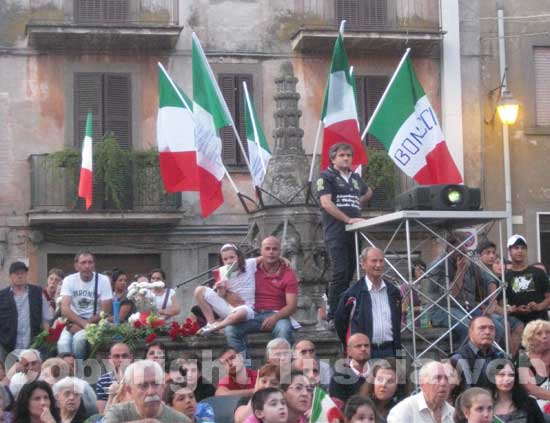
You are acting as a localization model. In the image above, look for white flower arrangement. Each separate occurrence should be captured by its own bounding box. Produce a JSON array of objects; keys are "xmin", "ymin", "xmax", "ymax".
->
[{"xmin": 126, "ymin": 280, "xmax": 165, "ymax": 313}]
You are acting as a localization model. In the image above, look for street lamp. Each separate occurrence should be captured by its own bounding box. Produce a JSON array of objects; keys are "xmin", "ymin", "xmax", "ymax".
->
[{"xmin": 497, "ymin": 89, "xmax": 520, "ymax": 126}]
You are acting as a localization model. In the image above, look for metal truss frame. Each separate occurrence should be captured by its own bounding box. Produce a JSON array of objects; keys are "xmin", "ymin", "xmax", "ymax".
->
[{"xmin": 347, "ymin": 210, "xmax": 511, "ymax": 365}]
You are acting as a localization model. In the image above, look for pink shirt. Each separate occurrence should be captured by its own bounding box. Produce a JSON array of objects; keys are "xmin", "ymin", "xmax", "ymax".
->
[{"xmin": 254, "ymin": 263, "xmax": 298, "ymax": 311}]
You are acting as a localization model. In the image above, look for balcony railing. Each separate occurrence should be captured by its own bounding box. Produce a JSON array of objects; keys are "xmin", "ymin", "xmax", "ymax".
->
[
  {"xmin": 28, "ymin": 0, "xmax": 179, "ymax": 26},
  {"xmin": 29, "ymin": 154, "xmax": 181, "ymax": 212}
]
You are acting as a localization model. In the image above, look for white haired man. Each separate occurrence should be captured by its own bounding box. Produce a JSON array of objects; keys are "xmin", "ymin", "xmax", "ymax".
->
[
  {"xmin": 104, "ymin": 360, "xmax": 189, "ymax": 423},
  {"xmin": 387, "ymin": 361, "xmax": 454, "ymax": 423}
]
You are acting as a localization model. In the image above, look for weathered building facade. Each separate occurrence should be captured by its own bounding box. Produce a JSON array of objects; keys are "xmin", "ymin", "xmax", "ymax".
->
[{"xmin": 5, "ymin": 0, "xmax": 548, "ymax": 317}]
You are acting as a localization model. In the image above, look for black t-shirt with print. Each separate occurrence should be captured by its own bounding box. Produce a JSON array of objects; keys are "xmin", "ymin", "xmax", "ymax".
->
[
  {"xmin": 505, "ymin": 265, "xmax": 550, "ymax": 324},
  {"xmin": 316, "ymin": 166, "xmax": 368, "ymax": 241}
]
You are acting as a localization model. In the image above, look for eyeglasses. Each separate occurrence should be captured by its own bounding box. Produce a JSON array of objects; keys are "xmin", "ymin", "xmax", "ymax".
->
[{"xmin": 289, "ymin": 384, "xmax": 313, "ymax": 393}]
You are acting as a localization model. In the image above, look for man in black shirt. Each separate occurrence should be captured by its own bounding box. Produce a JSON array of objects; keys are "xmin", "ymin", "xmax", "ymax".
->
[
  {"xmin": 317, "ymin": 143, "xmax": 372, "ymax": 321},
  {"xmin": 505, "ymin": 234, "xmax": 550, "ymax": 325}
]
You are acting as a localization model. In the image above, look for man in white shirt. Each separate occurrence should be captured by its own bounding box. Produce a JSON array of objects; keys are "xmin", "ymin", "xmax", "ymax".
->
[
  {"xmin": 387, "ymin": 361, "xmax": 454, "ymax": 423},
  {"xmin": 57, "ymin": 252, "xmax": 112, "ymax": 359}
]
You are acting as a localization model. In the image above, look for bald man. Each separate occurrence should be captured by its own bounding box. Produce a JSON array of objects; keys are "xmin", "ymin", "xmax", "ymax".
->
[
  {"xmin": 329, "ymin": 333, "xmax": 372, "ymax": 403},
  {"xmin": 334, "ymin": 247, "xmax": 402, "ymax": 358},
  {"xmin": 225, "ymin": 236, "xmax": 298, "ymax": 358}
]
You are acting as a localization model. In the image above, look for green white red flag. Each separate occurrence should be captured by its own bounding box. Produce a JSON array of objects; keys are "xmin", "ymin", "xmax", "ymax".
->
[
  {"xmin": 192, "ymin": 33, "xmax": 232, "ymax": 217},
  {"xmin": 157, "ymin": 64, "xmax": 198, "ymax": 192},
  {"xmin": 78, "ymin": 111, "xmax": 93, "ymax": 209},
  {"xmin": 320, "ymin": 23, "xmax": 368, "ymax": 170},
  {"xmin": 243, "ymin": 81, "xmax": 271, "ymax": 187},
  {"xmin": 365, "ymin": 52, "xmax": 462, "ymax": 185},
  {"xmin": 310, "ymin": 387, "xmax": 345, "ymax": 423}
]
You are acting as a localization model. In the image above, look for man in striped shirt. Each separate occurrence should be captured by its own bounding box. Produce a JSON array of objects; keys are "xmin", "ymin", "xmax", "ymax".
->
[
  {"xmin": 334, "ymin": 247, "xmax": 402, "ymax": 358},
  {"xmin": 95, "ymin": 342, "xmax": 133, "ymax": 414}
]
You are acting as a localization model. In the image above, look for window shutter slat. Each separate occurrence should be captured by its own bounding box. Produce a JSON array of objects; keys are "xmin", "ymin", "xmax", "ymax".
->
[
  {"xmin": 74, "ymin": 0, "xmax": 128, "ymax": 23},
  {"xmin": 336, "ymin": 0, "xmax": 361, "ymax": 29},
  {"xmin": 336, "ymin": 0, "xmax": 386, "ymax": 29},
  {"xmin": 365, "ymin": 75, "xmax": 389, "ymax": 149},
  {"xmin": 535, "ymin": 47, "xmax": 550, "ymax": 126},
  {"xmin": 104, "ymin": 73, "xmax": 132, "ymax": 150},
  {"xmin": 236, "ymin": 74, "xmax": 253, "ymax": 165},
  {"xmin": 74, "ymin": 72, "xmax": 104, "ymax": 209},
  {"xmin": 219, "ymin": 74, "xmax": 238, "ymax": 165}
]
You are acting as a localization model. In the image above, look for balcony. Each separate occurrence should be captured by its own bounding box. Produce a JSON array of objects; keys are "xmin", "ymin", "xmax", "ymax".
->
[
  {"xmin": 26, "ymin": 0, "xmax": 182, "ymax": 51},
  {"xmin": 28, "ymin": 154, "xmax": 182, "ymax": 226},
  {"xmin": 291, "ymin": 0, "xmax": 443, "ymax": 57}
]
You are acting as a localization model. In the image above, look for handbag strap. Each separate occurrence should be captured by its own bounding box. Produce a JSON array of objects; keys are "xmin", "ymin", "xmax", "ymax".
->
[
  {"xmin": 162, "ymin": 289, "xmax": 170, "ymax": 310},
  {"xmin": 92, "ymin": 272, "xmax": 99, "ymax": 316}
]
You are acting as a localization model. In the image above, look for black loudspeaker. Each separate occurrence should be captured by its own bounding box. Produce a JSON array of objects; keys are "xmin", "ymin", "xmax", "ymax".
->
[{"xmin": 395, "ymin": 185, "xmax": 481, "ymax": 211}]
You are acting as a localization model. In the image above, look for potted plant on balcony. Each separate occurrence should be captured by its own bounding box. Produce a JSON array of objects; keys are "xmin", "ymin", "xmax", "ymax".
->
[{"xmin": 364, "ymin": 147, "xmax": 398, "ymax": 210}]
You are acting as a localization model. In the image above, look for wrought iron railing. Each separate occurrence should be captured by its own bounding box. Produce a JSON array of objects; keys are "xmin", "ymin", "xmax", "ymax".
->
[{"xmin": 29, "ymin": 154, "xmax": 181, "ymax": 212}]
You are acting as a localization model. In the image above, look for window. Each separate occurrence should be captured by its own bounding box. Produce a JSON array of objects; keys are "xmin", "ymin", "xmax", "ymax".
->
[
  {"xmin": 336, "ymin": 0, "xmax": 387, "ymax": 29},
  {"xmin": 355, "ymin": 75, "xmax": 388, "ymax": 149},
  {"xmin": 218, "ymin": 73, "xmax": 253, "ymax": 167},
  {"xmin": 74, "ymin": 72, "xmax": 132, "ymax": 209},
  {"xmin": 534, "ymin": 47, "xmax": 550, "ymax": 126},
  {"xmin": 355, "ymin": 74, "xmax": 394, "ymax": 209},
  {"xmin": 75, "ymin": 0, "xmax": 129, "ymax": 23}
]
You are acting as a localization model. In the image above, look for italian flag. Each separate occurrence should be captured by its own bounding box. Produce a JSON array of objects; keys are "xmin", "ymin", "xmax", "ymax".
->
[
  {"xmin": 192, "ymin": 33, "xmax": 232, "ymax": 217},
  {"xmin": 366, "ymin": 53, "xmax": 462, "ymax": 185},
  {"xmin": 243, "ymin": 81, "xmax": 271, "ymax": 187},
  {"xmin": 78, "ymin": 111, "xmax": 93, "ymax": 209},
  {"xmin": 320, "ymin": 23, "xmax": 368, "ymax": 170},
  {"xmin": 157, "ymin": 64, "xmax": 198, "ymax": 192},
  {"xmin": 310, "ymin": 387, "xmax": 344, "ymax": 423}
]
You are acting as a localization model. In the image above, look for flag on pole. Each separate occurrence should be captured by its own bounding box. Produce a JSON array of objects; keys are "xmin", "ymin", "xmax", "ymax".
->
[
  {"xmin": 243, "ymin": 82, "xmax": 271, "ymax": 187},
  {"xmin": 78, "ymin": 112, "xmax": 93, "ymax": 209},
  {"xmin": 310, "ymin": 387, "xmax": 345, "ymax": 423},
  {"xmin": 320, "ymin": 23, "xmax": 368, "ymax": 170},
  {"xmin": 192, "ymin": 33, "xmax": 233, "ymax": 217},
  {"xmin": 366, "ymin": 55, "xmax": 463, "ymax": 185},
  {"xmin": 157, "ymin": 64, "xmax": 199, "ymax": 192}
]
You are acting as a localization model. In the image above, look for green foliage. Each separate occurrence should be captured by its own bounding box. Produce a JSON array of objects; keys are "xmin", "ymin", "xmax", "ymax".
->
[
  {"xmin": 364, "ymin": 147, "xmax": 397, "ymax": 198},
  {"xmin": 44, "ymin": 148, "xmax": 81, "ymax": 169},
  {"xmin": 94, "ymin": 133, "xmax": 131, "ymax": 210}
]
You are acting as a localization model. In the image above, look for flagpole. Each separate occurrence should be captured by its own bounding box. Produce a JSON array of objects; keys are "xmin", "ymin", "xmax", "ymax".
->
[
  {"xmin": 243, "ymin": 81, "xmax": 267, "ymax": 175},
  {"xmin": 157, "ymin": 62, "xmax": 241, "ymax": 195},
  {"xmin": 361, "ymin": 48, "xmax": 411, "ymax": 140},
  {"xmin": 191, "ymin": 33, "xmax": 256, "ymax": 189},
  {"xmin": 307, "ymin": 120, "xmax": 323, "ymax": 183}
]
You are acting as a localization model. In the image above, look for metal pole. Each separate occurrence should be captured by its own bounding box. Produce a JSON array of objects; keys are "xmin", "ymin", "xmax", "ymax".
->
[
  {"xmin": 499, "ymin": 221, "xmax": 510, "ymax": 355},
  {"xmin": 498, "ymin": 9, "xmax": 513, "ymax": 240},
  {"xmin": 355, "ymin": 230, "xmax": 361, "ymax": 279},
  {"xmin": 405, "ymin": 219, "xmax": 418, "ymax": 367}
]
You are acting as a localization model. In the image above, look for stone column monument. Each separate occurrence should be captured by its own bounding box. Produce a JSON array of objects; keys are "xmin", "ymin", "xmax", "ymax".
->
[{"xmin": 247, "ymin": 62, "xmax": 328, "ymax": 326}]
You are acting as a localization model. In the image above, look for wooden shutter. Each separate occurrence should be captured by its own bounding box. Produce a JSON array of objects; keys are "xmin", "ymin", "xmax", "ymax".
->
[
  {"xmin": 75, "ymin": 0, "xmax": 102, "ymax": 23},
  {"xmin": 535, "ymin": 47, "xmax": 550, "ymax": 126},
  {"xmin": 74, "ymin": 72, "xmax": 104, "ymax": 209},
  {"xmin": 336, "ymin": 0, "xmax": 361, "ymax": 29},
  {"xmin": 235, "ymin": 74, "xmax": 252, "ymax": 165},
  {"xmin": 363, "ymin": 0, "xmax": 386, "ymax": 27},
  {"xmin": 219, "ymin": 74, "xmax": 238, "ymax": 165},
  {"xmin": 365, "ymin": 75, "xmax": 389, "ymax": 149},
  {"xmin": 103, "ymin": 73, "xmax": 132, "ymax": 150},
  {"xmin": 103, "ymin": 0, "xmax": 129, "ymax": 23}
]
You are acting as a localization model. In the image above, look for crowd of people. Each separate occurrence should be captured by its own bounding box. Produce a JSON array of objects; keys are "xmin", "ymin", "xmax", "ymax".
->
[{"xmin": 0, "ymin": 141, "xmax": 549, "ymax": 422}]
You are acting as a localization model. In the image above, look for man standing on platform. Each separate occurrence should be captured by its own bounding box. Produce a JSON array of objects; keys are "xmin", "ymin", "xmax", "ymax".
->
[
  {"xmin": 505, "ymin": 234, "xmax": 550, "ymax": 325},
  {"xmin": 317, "ymin": 143, "xmax": 372, "ymax": 323},
  {"xmin": 334, "ymin": 247, "xmax": 401, "ymax": 358}
]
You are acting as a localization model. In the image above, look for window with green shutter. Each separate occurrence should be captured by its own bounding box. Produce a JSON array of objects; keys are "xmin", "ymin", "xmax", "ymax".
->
[
  {"xmin": 218, "ymin": 73, "xmax": 253, "ymax": 168},
  {"xmin": 74, "ymin": 72, "xmax": 132, "ymax": 209}
]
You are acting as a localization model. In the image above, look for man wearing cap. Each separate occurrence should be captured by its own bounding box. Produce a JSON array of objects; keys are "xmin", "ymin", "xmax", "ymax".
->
[
  {"xmin": 505, "ymin": 234, "xmax": 550, "ymax": 325},
  {"xmin": 0, "ymin": 262, "xmax": 52, "ymax": 359}
]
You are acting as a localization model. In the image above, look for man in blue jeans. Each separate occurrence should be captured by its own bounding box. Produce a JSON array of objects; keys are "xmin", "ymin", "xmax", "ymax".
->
[{"xmin": 224, "ymin": 236, "xmax": 297, "ymax": 357}]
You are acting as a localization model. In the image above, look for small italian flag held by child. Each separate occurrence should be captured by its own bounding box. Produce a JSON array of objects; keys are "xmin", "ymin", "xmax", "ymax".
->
[
  {"xmin": 310, "ymin": 387, "xmax": 345, "ymax": 423},
  {"xmin": 212, "ymin": 261, "xmax": 237, "ymax": 282}
]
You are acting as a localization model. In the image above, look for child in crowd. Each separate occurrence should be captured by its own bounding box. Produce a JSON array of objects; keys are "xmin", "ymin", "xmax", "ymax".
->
[
  {"xmin": 344, "ymin": 395, "xmax": 377, "ymax": 423},
  {"xmin": 250, "ymin": 387, "xmax": 288, "ymax": 423},
  {"xmin": 194, "ymin": 244, "xmax": 258, "ymax": 335},
  {"xmin": 454, "ymin": 388, "xmax": 494, "ymax": 423}
]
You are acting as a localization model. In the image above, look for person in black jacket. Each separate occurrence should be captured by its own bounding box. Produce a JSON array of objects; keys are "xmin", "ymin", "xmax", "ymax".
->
[
  {"xmin": 334, "ymin": 247, "xmax": 401, "ymax": 358},
  {"xmin": 0, "ymin": 261, "xmax": 52, "ymax": 360},
  {"xmin": 488, "ymin": 359, "xmax": 544, "ymax": 423}
]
